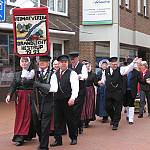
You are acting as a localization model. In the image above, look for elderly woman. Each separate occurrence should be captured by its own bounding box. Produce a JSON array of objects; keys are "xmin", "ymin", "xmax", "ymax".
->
[
  {"xmin": 96, "ymin": 59, "xmax": 109, "ymax": 123},
  {"xmin": 5, "ymin": 57, "xmax": 35, "ymax": 146},
  {"xmin": 81, "ymin": 61, "xmax": 98, "ymax": 128},
  {"xmin": 138, "ymin": 61, "xmax": 150, "ymax": 118}
]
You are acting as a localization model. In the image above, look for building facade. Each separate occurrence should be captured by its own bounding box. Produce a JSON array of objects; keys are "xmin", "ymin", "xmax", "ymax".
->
[
  {"xmin": 0, "ymin": 0, "xmax": 80, "ymax": 100},
  {"xmin": 79, "ymin": 0, "xmax": 150, "ymax": 68}
]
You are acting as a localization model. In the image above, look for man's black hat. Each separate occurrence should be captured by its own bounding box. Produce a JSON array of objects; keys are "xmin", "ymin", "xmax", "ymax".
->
[
  {"xmin": 39, "ymin": 55, "xmax": 51, "ymax": 61},
  {"xmin": 68, "ymin": 51, "xmax": 80, "ymax": 58},
  {"xmin": 57, "ymin": 55, "xmax": 70, "ymax": 61},
  {"xmin": 108, "ymin": 57, "xmax": 118, "ymax": 62}
]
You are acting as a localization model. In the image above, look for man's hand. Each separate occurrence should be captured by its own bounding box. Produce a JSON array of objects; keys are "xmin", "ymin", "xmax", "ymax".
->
[
  {"xmin": 146, "ymin": 78, "xmax": 150, "ymax": 84},
  {"xmin": 133, "ymin": 57, "xmax": 142, "ymax": 64},
  {"xmin": 68, "ymin": 99, "xmax": 75, "ymax": 106},
  {"xmin": 98, "ymin": 80, "xmax": 104, "ymax": 85},
  {"xmin": 5, "ymin": 95, "xmax": 10, "ymax": 104}
]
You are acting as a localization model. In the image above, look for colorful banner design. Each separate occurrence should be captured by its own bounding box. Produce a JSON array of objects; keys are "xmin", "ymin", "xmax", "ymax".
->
[{"xmin": 12, "ymin": 7, "xmax": 50, "ymax": 57}]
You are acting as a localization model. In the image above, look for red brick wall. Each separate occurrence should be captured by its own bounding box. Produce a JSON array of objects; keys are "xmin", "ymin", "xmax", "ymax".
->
[
  {"xmin": 79, "ymin": 42, "xmax": 96, "ymax": 69},
  {"xmin": 120, "ymin": 0, "xmax": 150, "ymax": 34}
]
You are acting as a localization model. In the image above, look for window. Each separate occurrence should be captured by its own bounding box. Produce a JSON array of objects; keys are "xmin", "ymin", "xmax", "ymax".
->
[
  {"xmin": 137, "ymin": 0, "xmax": 141, "ymax": 13},
  {"xmin": 0, "ymin": 33, "xmax": 15, "ymax": 87},
  {"xmin": 119, "ymin": 0, "xmax": 122, "ymax": 6},
  {"xmin": 125, "ymin": 0, "xmax": 130, "ymax": 9},
  {"xmin": 144, "ymin": 0, "xmax": 148, "ymax": 16},
  {"xmin": 47, "ymin": 0, "xmax": 68, "ymax": 16},
  {"xmin": 50, "ymin": 39, "xmax": 64, "ymax": 59},
  {"xmin": 6, "ymin": 0, "xmax": 40, "ymax": 7}
]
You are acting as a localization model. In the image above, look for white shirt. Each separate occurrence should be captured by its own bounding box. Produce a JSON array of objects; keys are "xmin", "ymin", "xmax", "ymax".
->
[
  {"xmin": 75, "ymin": 61, "xmax": 88, "ymax": 80},
  {"xmin": 49, "ymin": 73, "xmax": 58, "ymax": 93},
  {"xmin": 21, "ymin": 69, "xmax": 35, "ymax": 79},
  {"xmin": 101, "ymin": 62, "xmax": 135, "ymax": 83},
  {"xmin": 70, "ymin": 70, "xmax": 79, "ymax": 100},
  {"xmin": 39, "ymin": 68, "xmax": 48, "ymax": 76}
]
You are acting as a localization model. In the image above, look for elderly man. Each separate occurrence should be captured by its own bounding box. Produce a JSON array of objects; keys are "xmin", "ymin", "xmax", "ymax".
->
[
  {"xmin": 50, "ymin": 55, "xmax": 79, "ymax": 146},
  {"xmin": 99, "ymin": 57, "xmax": 142, "ymax": 130},
  {"xmin": 69, "ymin": 51, "xmax": 88, "ymax": 134}
]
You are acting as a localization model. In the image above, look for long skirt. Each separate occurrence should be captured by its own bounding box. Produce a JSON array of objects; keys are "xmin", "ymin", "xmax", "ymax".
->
[
  {"xmin": 96, "ymin": 85, "xmax": 108, "ymax": 117},
  {"xmin": 14, "ymin": 90, "xmax": 32, "ymax": 136},
  {"xmin": 81, "ymin": 86, "xmax": 96, "ymax": 121}
]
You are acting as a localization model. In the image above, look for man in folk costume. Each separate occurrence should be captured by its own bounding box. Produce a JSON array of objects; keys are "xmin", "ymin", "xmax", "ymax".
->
[
  {"xmin": 68, "ymin": 51, "xmax": 88, "ymax": 134},
  {"xmin": 34, "ymin": 56, "xmax": 58, "ymax": 150},
  {"xmin": 5, "ymin": 57, "xmax": 36, "ymax": 146},
  {"xmin": 99, "ymin": 57, "xmax": 142, "ymax": 130},
  {"xmin": 50, "ymin": 55, "xmax": 79, "ymax": 147}
]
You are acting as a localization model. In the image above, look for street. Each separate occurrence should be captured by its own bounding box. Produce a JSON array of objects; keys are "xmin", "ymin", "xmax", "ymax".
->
[{"xmin": 0, "ymin": 101, "xmax": 150, "ymax": 150}]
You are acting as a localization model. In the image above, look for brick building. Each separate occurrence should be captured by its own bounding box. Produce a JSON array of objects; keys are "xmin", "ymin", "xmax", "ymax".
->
[
  {"xmin": 0, "ymin": 0, "xmax": 80, "ymax": 100},
  {"xmin": 79, "ymin": 0, "xmax": 150, "ymax": 69}
]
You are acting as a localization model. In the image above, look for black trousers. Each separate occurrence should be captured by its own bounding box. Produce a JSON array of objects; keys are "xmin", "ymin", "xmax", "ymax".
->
[
  {"xmin": 39, "ymin": 101, "xmax": 53, "ymax": 150},
  {"xmin": 73, "ymin": 90, "xmax": 86, "ymax": 134},
  {"xmin": 126, "ymin": 90, "xmax": 136, "ymax": 107},
  {"xmin": 54, "ymin": 99, "xmax": 77, "ymax": 140},
  {"xmin": 105, "ymin": 90, "xmax": 123, "ymax": 126}
]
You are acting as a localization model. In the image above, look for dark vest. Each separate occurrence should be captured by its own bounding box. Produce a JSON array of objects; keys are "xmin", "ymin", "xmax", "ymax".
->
[
  {"xmin": 105, "ymin": 67, "xmax": 123, "ymax": 92},
  {"xmin": 69, "ymin": 62, "xmax": 85, "ymax": 90},
  {"xmin": 56, "ymin": 69, "xmax": 72, "ymax": 100}
]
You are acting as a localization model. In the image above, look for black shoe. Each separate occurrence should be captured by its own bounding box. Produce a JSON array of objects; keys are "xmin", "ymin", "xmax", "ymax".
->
[
  {"xmin": 70, "ymin": 139, "xmax": 77, "ymax": 145},
  {"xmin": 50, "ymin": 141, "xmax": 62, "ymax": 147},
  {"xmin": 110, "ymin": 120, "xmax": 113, "ymax": 126},
  {"xmin": 112, "ymin": 125, "xmax": 118, "ymax": 130},
  {"xmin": 129, "ymin": 122, "xmax": 134, "ymax": 125},
  {"xmin": 49, "ymin": 130, "xmax": 54, "ymax": 136},
  {"xmin": 78, "ymin": 127, "xmax": 83, "ymax": 134},
  {"xmin": 138, "ymin": 114, "xmax": 143, "ymax": 118},
  {"xmin": 15, "ymin": 141, "xmax": 23, "ymax": 146}
]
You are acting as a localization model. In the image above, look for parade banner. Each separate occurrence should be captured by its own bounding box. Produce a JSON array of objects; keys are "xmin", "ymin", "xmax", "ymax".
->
[{"xmin": 12, "ymin": 7, "xmax": 50, "ymax": 57}]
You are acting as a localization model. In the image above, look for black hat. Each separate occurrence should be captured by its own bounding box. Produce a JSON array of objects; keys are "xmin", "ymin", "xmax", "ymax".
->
[
  {"xmin": 108, "ymin": 57, "xmax": 118, "ymax": 62},
  {"xmin": 68, "ymin": 51, "xmax": 80, "ymax": 58},
  {"xmin": 57, "ymin": 55, "xmax": 70, "ymax": 61},
  {"xmin": 39, "ymin": 55, "xmax": 51, "ymax": 61}
]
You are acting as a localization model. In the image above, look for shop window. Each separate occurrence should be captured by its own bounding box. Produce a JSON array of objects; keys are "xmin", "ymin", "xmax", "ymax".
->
[
  {"xmin": 0, "ymin": 33, "xmax": 15, "ymax": 87},
  {"xmin": 47, "ymin": 0, "xmax": 68, "ymax": 16},
  {"xmin": 6, "ymin": 0, "xmax": 40, "ymax": 7}
]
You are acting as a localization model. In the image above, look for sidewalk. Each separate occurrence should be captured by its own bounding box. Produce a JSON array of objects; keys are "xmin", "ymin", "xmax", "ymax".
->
[{"xmin": 1, "ymin": 101, "xmax": 150, "ymax": 150}]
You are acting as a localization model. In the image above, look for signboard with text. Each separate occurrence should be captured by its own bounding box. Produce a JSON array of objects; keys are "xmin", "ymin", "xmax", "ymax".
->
[
  {"xmin": 82, "ymin": 0, "xmax": 112, "ymax": 25},
  {"xmin": 12, "ymin": 7, "xmax": 50, "ymax": 57}
]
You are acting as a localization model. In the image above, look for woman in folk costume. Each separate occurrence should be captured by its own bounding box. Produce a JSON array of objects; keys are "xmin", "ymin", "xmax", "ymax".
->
[
  {"xmin": 5, "ymin": 57, "xmax": 35, "ymax": 146},
  {"xmin": 96, "ymin": 59, "xmax": 109, "ymax": 123},
  {"xmin": 81, "ymin": 61, "xmax": 98, "ymax": 128}
]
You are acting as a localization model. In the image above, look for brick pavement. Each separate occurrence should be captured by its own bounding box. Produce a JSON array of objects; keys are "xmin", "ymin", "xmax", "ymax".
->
[{"xmin": 1, "ymin": 101, "xmax": 150, "ymax": 150}]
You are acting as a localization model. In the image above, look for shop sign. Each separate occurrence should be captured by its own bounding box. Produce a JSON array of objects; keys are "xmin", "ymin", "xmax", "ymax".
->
[{"xmin": 82, "ymin": 0, "xmax": 112, "ymax": 25}]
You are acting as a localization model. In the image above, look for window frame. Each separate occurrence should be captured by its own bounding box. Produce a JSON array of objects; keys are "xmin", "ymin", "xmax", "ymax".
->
[
  {"xmin": 137, "ymin": 0, "xmax": 141, "ymax": 13},
  {"xmin": 143, "ymin": 0, "xmax": 148, "ymax": 16},
  {"xmin": 47, "ymin": 0, "xmax": 68, "ymax": 17},
  {"xmin": 125, "ymin": 0, "xmax": 130, "ymax": 9},
  {"xmin": 50, "ymin": 39, "xmax": 64, "ymax": 59},
  {"xmin": 6, "ymin": 0, "xmax": 40, "ymax": 7}
]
